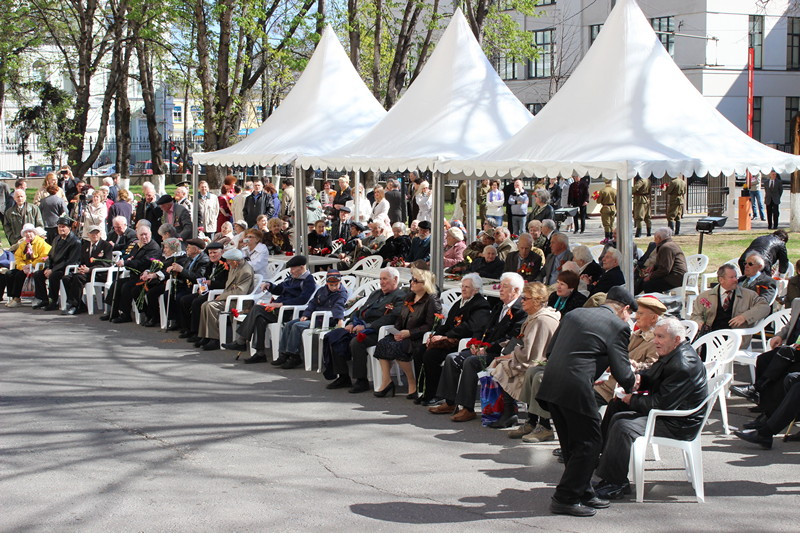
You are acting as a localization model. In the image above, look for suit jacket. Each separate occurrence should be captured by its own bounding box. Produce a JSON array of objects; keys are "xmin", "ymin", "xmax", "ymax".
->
[
  {"xmin": 649, "ymin": 237, "xmax": 687, "ymax": 287},
  {"xmin": 589, "ymin": 265, "xmax": 625, "ymax": 295},
  {"xmin": 44, "ymin": 232, "xmax": 82, "ymax": 272},
  {"xmin": 407, "ymin": 235, "xmax": 431, "ymax": 262},
  {"xmin": 384, "ymin": 189, "xmax": 406, "ymax": 225},
  {"xmin": 537, "ymin": 305, "xmax": 636, "ymax": 419},
  {"xmin": 581, "ymin": 260, "xmax": 604, "ymax": 284},
  {"xmin": 203, "ymin": 260, "xmax": 230, "ymax": 290},
  {"xmin": 218, "ymin": 261, "xmax": 255, "ymax": 301},
  {"xmin": 504, "ymin": 251, "xmax": 543, "ymax": 282},
  {"xmin": 777, "ymin": 297, "xmax": 800, "ymax": 343},
  {"xmin": 477, "ymin": 297, "xmax": 527, "ymax": 358},
  {"xmin": 764, "ymin": 175, "xmax": 783, "ymax": 205},
  {"xmin": 433, "ymin": 294, "xmax": 492, "ymax": 340},
  {"xmin": 331, "ymin": 219, "xmax": 352, "ymax": 242},
  {"xmin": 495, "ymin": 238, "xmax": 517, "ymax": 262},
  {"xmin": 394, "ymin": 292, "xmax": 442, "ymax": 343},
  {"xmin": 738, "ymin": 272, "xmax": 778, "ymax": 305},
  {"xmin": 176, "ymin": 252, "xmax": 211, "ymax": 286},
  {"xmin": 631, "ymin": 341, "xmax": 708, "ymax": 441},
  {"xmin": 161, "ymin": 203, "xmax": 192, "ymax": 241},
  {"xmin": 109, "ymin": 228, "xmax": 138, "ymax": 252},
  {"xmin": 536, "ymin": 250, "xmax": 574, "ymax": 284},
  {"xmin": 690, "ymin": 285, "xmax": 770, "ymax": 344},
  {"xmin": 123, "ymin": 240, "xmax": 162, "ymax": 274},
  {"xmin": 79, "ymin": 239, "xmax": 114, "ymax": 269},
  {"xmin": 134, "ymin": 200, "xmax": 161, "ymax": 231},
  {"xmin": 350, "ymin": 287, "xmax": 406, "ymax": 330},
  {"xmin": 243, "ymin": 192, "xmax": 268, "ymax": 228}
]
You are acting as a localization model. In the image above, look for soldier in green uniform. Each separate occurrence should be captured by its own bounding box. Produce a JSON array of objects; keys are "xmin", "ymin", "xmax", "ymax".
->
[
  {"xmin": 665, "ymin": 173, "xmax": 687, "ymax": 235},
  {"xmin": 477, "ymin": 179, "xmax": 490, "ymax": 225},
  {"xmin": 597, "ymin": 178, "xmax": 617, "ymax": 243},
  {"xmin": 632, "ymin": 175, "xmax": 652, "ymax": 238}
]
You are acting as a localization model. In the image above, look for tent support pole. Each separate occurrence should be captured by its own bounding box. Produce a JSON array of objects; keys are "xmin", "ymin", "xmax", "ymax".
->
[
  {"xmin": 466, "ymin": 177, "xmax": 477, "ymax": 238},
  {"xmin": 294, "ymin": 165, "xmax": 306, "ymax": 253},
  {"xmin": 353, "ymin": 170, "xmax": 361, "ymax": 222},
  {"xmin": 617, "ymin": 168, "xmax": 635, "ymax": 294},
  {"xmin": 431, "ymin": 170, "xmax": 445, "ymax": 286},
  {"xmin": 191, "ymin": 164, "xmax": 199, "ymax": 236}
]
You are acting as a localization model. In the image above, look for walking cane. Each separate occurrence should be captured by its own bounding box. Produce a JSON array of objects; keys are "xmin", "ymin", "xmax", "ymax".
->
[
  {"xmin": 108, "ymin": 263, "xmax": 123, "ymax": 317},
  {"xmin": 163, "ymin": 273, "xmax": 176, "ymax": 331}
]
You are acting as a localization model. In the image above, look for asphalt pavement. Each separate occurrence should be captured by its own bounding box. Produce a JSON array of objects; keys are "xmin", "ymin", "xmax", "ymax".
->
[{"xmin": 1, "ymin": 305, "xmax": 799, "ymax": 532}]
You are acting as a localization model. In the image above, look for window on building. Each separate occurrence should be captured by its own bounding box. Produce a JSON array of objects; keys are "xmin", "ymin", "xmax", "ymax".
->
[
  {"xmin": 589, "ymin": 24, "xmax": 603, "ymax": 46},
  {"xmin": 497, "ymin": 0, "xmax": 513, "ymax": 10},
  {"xmin": 788, "ymin": 17, "xmax": 800, "ymax": 70},
  {"xmin": 537, "ymin": 0, "xmax": 556, "ymax": 5},
  {"xmin": 752, "ymin": 96, "xmax": 762, "ymax": 141},
  {"xmin": 787, "ymin": 97, "xmax": 800, "ymax": 144},
  {"xmin": 172, "ymin": 106, "xmax": 183, "ymax": 124},
  {"xmin": 528, "ymin": 29, "xmax": 555, "ymax": 79},
  {"xmin": 494, "ymin": 56, "xmax": 516, "ymax": 81},
  {"xmin": 526, "ymin": 103, "xmax": 545, "ymax": 115},
  {"xmin": 749, "ymin": 15, "xmax": 764, "ymax": 69},
  {"xmin": 651, "ymin": 16, "xmax": 675, "ymax": 57}
]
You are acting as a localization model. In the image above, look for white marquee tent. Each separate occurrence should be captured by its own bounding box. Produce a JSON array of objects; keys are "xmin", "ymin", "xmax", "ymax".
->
[{"xmin": 438, "ymin": 0, "xmax": 800, "ymax": 291}]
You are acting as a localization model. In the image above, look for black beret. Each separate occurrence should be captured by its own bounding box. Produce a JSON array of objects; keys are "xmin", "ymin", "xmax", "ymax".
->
[
  {"xmin": 206, "ymin": 242, "xmax": 224, "ymax": 250},
  {"xmin": 286, "ymin": 255, "xmax": 307, "ymax": 267},
  {"xmin": 606, "ymin": 286, "xmax": 638, "ymax": 312},
  {"xmin": 156, "ymin": 194, "xmax": 174, "ymax": 205}
]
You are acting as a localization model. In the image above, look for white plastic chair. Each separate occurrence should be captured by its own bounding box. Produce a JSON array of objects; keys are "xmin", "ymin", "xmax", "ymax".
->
[
  {"xmin": 628, "ymin": 372, "xmax": 732, "ymax": 503},
  {"xmin": 218, "ymin": 274, "xmax": 263, "ymax": 345},
  {"xmin": 86, "ymin": 265, "xmax": 126, "ymax": 315},
  {"xmin": 691, "ymin": 329, "xmax": 741, "ymax": 434},
  {"xmin": 679, "ymin": 319, "xmax": 699, "ymax": 342},
  {"xmin": 303, "ymin": 295, "xmax": 370, "ymax": 372},
  {"xmin": 268, "ymin": 267, "xmax": 291, "ymax": 284},
  {"xmin": 312, "ymin": 271, "xmax": 328, "ymax": 285},
  {"xmin": 267, "ymin": 286, "xmax": 321, "ymax": 361},
  {"xmin": 589, "ymin": 245, "xmax": 604, "ymax": 262},
  {"xmin": 368, "ymin": 325, "xmax": 415, "ymax": 391},
  {"xmin": 265, "ymin": 261, "xmax": 283, "ymax": 280},
  {"xmin": 670, "ymin": 254, "xmax": 708, "ymax": 312},
  {"xmin": 733, "ymin": 309, "xmax": 791, "ymax": 384},
  {"xmin": 58, "ymin": 265, "xmax": 79, "ymax": 311},
  {"xmin": 340, "ymin": 255, "xmax": 382, "ymax": 276},
  {"xmin": 439, "ymin": 289, "xmax": 462, "ymax": 316}
]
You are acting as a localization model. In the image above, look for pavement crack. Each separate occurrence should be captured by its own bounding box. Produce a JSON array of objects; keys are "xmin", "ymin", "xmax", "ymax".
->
[{"xmin": 98, "ymin": 416, "xmax": 194, "ymax": 460}]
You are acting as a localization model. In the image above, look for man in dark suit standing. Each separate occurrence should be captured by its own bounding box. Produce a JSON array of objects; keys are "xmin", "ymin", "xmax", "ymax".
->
[
  {"xmin": 133, "ymin": 182, "xmax": 160, "ymax": 233},
  {"xmin": 62, "ymin": 225, "xmax": 114, "ymax": 314},
  {"xmin": 429, "ymin": 272, "xmax": 527, "ymax": 421},
  {"xmin": 243, "ymin": 179, "xmax": 268, "ymax": 228},
  {"xmin": 764, "ymin": 171, "xmax": 783, "ymax": 230},
  {"xmin": 384, "ymin": 179, "xmax": 406, "ymax": 225},
  {"xmin": 537, "ymin": 286, "xmax": 637, "ymax": 517}
]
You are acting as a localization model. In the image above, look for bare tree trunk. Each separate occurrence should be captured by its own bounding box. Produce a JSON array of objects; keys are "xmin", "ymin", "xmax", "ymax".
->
[
  {"xmin": 371, "ymin": 0, "xmax": 381, "ymax": 99},
  {"xmin": 316, "ymin": 0, "xmax": 325, "ymax": 35},
  {"xmin": 115, "ymin": 36, "xmax": 132, "ymax": 181},
  {"xmin": 135, "ymin": 39, "xmax": 165, "ymax": 178},
  {"xmin": 411, "ymin": 0, "xmax": 440, "ymax": 83},
  {"xmin": 348, "ymin": 0, "xmax": 359, "ymax": 69},
  {"xmin": 384, "ymin": 0, "xmax": 423, "ymax": 108}
]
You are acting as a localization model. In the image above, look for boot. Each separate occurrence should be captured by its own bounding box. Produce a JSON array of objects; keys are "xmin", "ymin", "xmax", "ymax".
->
[
  {"xmin": 646, "ymin": 226, "xmax": 651, "ymax": 237},
  {"xmin": 635, "ymin": 227, "xmax": 641, "ymax": 238},
  {"xmin": 674, "ymin": 220, "xmax": 681, "ymax": 235},
  {"xmin": 667, "ymin": 220, "xmax": 674, "ymax": 231}
]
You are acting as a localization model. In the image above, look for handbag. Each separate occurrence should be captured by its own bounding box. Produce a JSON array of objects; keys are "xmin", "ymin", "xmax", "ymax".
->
[
  {"xmin": 427, "ymin": 337, "xmax": 459, "ymax": 350},
  {"xmin": 478, "ymin": 372, "xmax": 505, "ymax": 427}
]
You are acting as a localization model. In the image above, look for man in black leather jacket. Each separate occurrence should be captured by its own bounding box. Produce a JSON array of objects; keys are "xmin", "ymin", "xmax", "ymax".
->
[
  {"xmin": 738, "ymin": 230, "xmax": 789, "ymax": 277},
  {"xmin": 594, "ymin": 317, "xmax": 707, "ymax": 500}
]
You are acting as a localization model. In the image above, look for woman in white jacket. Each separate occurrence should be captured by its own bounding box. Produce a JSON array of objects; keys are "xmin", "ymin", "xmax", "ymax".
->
[
  {"xmin": 486, "ymin": 179, "xmax": 505, "ymax": 227},
  {"xmin": 414, "ymin": 181, "xmax": 433, "ymax": 223}
]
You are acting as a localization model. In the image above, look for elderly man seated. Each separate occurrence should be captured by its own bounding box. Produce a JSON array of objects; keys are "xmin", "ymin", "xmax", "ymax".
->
[
  {"xmin": 429, "ymin": 273, "xmax": 527, "ymax": 422},
  {"xmin": 587, "ymin": 248, "xmax": 625, "ymax": 296},
  {"xmin": 140, "ymin": 238, "xmax": 190, "ymax": 327},
  {"xmin": 273, "ymin": 269, "xmax": 348, "ymax": 370},
  {"xmin": 100, "ymin": 225, "xmax": 162, "ymax": 324},
  {"xmin": 467, "ymin": 245, "xmax": 505, "ymax": 279},
  {"xmin": 180, "ymin": 243, "xmax": 229, "ymax": 340},
  {"xmin": 493, "ymin": 226, "xmax": 517, "ymax": 262},
  {"xmin": 637, "ymin": 227, "xmax": 687, "ymax": 294},
  {"xmin": 738, "ymin": 252, "xmax": 778, "ymax": 304},
  {"xmin": 537, "ymin": 232, "xmax": 572, "ymax": 286},
  {"xmin": 4, "ymin": 224, "xmax": 51, "ymax": 308},
  {"xmin": 221, "ymin": 255, "xmax": 317, "ymax": 363},
  {"xmin": 194, "ymin": 248, "xmax": 255, "ymax": 351},
  {"xmin": 157, "ymin": 238, "xmax": 210, "ymax": 329},
  {"xmin": 108, "ymin": 216, "xmax": 138, "ymax": 252},
  {"xmin": 405, "ymin": 220, "xmax": 431, "ymax": 264},
  {"xmin": 505, "ymin": 233, "xmax": 543, "ymax": 282},
  {"xmin": 31, "ymin": 216, "xmax": 81, "ymax": 311},
  {"xmin": 593, "ymin": 317, "xmax": 708, "ymax": 500},
  {"xmin": 690, "ymin": 264, "xmax": 769, "ymax": 343},
  {"xmin": 735, "ymin": 371, "xmax": 800, "ymax": 449},
  {"xmin": 62, "ymin": 225, "xmax": 114, "ymax": 315},
  {"xmin": 323, "ymin": 267, "xmax": 406, "ymax": 393}
]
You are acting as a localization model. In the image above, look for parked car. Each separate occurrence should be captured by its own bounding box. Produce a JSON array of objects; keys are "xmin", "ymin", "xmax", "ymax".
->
[
  {"xmin": 94, "ymin": 163, "xmax": 133, "ymax": 176},
  {"xmin": 0, "ymin": 170, "xmax": 18, "ymax": 180},
  {"xmin": 134, "ymin": 161, "xmax": 178, "ymax": 175},
  {"xmin": 27, "ymin": 165, "xmax": 54, "ymax": 177}
]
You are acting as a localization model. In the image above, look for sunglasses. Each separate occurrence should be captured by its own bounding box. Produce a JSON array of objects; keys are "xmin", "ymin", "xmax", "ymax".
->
[
  {"xmin": 410, "ymin": 278, "xmax": 422, "ymax": 284},
  {"xmin": 519, "ymin": 296, "xmax": 532, "ymax": 301},
  {"xmin": 745, "ymin": 262, "xmax": 758, "ymax": 267}
]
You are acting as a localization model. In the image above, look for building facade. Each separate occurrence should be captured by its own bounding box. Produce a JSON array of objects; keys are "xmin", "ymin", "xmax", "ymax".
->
[{"xmin": 497, "ymin": 0, "xmax": 800, "ymax": 149}]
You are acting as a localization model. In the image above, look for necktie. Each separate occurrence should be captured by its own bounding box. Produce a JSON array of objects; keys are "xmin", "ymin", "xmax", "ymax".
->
[
  {"xmin": 89, "ymin": 244, "xmax": 94, "ymax": 258},
  {"xmin": 722, "ymin": 290, "xmax": 731, "ymax": 311},
  {"xmin": 499, "ymin": 305, "xmax": 508, "ymax": 323}
]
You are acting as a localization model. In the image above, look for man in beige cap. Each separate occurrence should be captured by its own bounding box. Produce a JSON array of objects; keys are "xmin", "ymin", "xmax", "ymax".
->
[{"xmin": 195, "ymin": 248, "xmax": 255, "ymax": 351}]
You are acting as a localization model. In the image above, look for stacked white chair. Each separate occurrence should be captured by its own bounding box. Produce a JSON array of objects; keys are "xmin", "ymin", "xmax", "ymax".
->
[
  {"xmin": 733, "ymin": 309, "xmax": 791, "ymax": 384},
  {"xmin": 691, "ymin": 329, "xmax": 741, "ymax": 434}
]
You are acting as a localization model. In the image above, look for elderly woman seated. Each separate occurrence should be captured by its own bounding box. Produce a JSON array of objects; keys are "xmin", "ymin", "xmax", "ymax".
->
[
  {"xmin": 362, "ymin": 221, "xmax": 390, "ymax": 255},
  {"xmin": 443, "ymin": 227, "xmax": 467, "ymax": 269},
  {"xmin": 547, "ymin": 270, "xmax": 587, "ymax": 315},
  {"xmin": 466, "ymin": 245, "xmax": 505, "ymax": 280},
  {"xmin": 273, "ymin": 269, "xmax": 349, "ymax": 370},
  {"xmin": 4, "ymin": 224, "xmax": 51, "ymax": 308},
  {"xmin": 141, "ymin": 237, "xmax": 188, "ymax": 327},
  {"xmin": 336, "ymin": 221, "xmax": 368, "ymax": 269},
  {"xmin": 308, "ymin": 220, "xmax": 333, "ymax": 255},
  {"xmin": 572, "ymin": 245, "xmax": 603, "ymax": 290},
  {"xmin": 242, "ymin": 228, "xmax": 270, "ymax": 278},
  {"xmin": 378, "ymin": 222, "xmax": 411, "ymax": 265},
  {"xmin": 488, "ymin": 282, "xmax": 561, "ymax": 429},
  {"xmin": 417, "ymin": 273, "xmax": 491, "ymax": 405},
  {"xmin": 372, "ymin": 267, "xmax": 442, "ymax": 398},
  {"xmin": 212, "ymin": 221, "xmax": 234, "ymax": 248},
  {"xmin": 263, "ymin": 217, "xmax": 293, "ymax": 255}
]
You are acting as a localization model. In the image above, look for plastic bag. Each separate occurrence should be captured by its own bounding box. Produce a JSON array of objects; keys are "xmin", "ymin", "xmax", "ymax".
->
[{"xmin": 479, "ymin": 371, "xmax": 505, "ymax": 427}]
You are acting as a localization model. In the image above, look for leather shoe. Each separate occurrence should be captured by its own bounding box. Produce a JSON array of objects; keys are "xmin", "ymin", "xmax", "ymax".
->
[
  {"xmin": 271, "ymin": 354, "xmax": 289, "ymax": 367},
  {"xmin": 734, "ymin": 429, "xmax": 773, "ymax": 449},
  {"xmin": 593, "ymin": 480, "xmax": 631, "ymax": 500},
  {"xmin": 44, "ymin": 302, "xmax": 59, "ymax": 311},
  {"xmin": 202, "ymin": 339, "xmax": 220, "ymax": 351},
  {"xmin": 327, "ymin": 375, "xmax": 352, "ymax": 389},
  {"xmin": 549, "ymin": 498, "xmax": 596, "ymax": 517},
  {"xmin": 429, "ymin": 403, "xmax": 455, "ymax": 415},
  {"xmin": 194, "ymin": 337, "xmax": 209, "ymax": 348},
  {"xmin": 731, "ymin": 385, "xmax": 760, "ymax": 404},
  {"xmin": 348, "ymin": 379, "xmax": 370, "ymax": 394},
  {"xmin": 179, "ymin": 331, "xmax": 193, "ymax": 339},
  {"xmin": 242, "ymin": 352, "xmax": 268, "ymax": 364},
  {"xmin": 581, "ymin": 496, "xmax": 610, "ymax": 509},
  {"xmin": 143, "ymin": 318, "xmax": 158, "ymax": 327},
  {"xmin": 222, "ymin": 342, "xmax": 247, "ymax": 352},
  {"xmin": 99, "ymin": 314, "xmax": 111, "ymax": 321},
  {"xmin": 280, "ymin": 354, "xmax": 303, "ymax": 369},
  {"xmin": 31, "ymin": 300, "xmax": 47, "ymax": 310},
  {"xmin": 488, "ymin": 414, "xmax": 519, "ymax": 429},
  {"xmin": 450, "ymin": 409, "xmax": 476, "ymax": 422},
  {"xmin": 743, "ymin": 414, "xmax": 766, "ymax": 430},
  {"xmin": 186, "ymin": 335, "xmax": 200, "ymax": 343},
  {"xmin": 111, "ymin": 315, "xmax": 132, "ymax": 324}
]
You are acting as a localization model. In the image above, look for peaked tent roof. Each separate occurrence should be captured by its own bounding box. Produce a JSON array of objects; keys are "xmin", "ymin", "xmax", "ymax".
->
[
  {"xmin": 192, "ymin": 26, "xmax": 387, "ymax": 167},
  {"xmin": 296, "ymin": 9, "xmax": 533, "ymax": 173},
  {"xmin": 438, "ymin": 0, "xmax": 800, "ymax": 179}
]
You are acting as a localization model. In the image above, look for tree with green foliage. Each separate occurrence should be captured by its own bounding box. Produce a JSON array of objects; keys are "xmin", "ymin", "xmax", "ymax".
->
[{"xmin": 12, "ymin": 81, "xmax": 74, "ymax": 166}]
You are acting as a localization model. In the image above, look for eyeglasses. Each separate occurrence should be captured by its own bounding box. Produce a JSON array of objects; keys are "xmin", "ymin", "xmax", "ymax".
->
[
  {"xmin": 410, "ymin": 278, "xmax": 422, "ymax": 284},
  {"xmin": 745, "ymin": 262, "xmax": 758, "ymax": 267},
  {"xmin": 519, "ymin": 296, "xmax": 532, "ymax": 301}
]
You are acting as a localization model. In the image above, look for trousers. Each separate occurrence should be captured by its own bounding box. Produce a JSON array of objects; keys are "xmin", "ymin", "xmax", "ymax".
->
[
  {"xmin": 278, "ymin": 318, "xmax": 311, "ymax": 355},
  {"xmin": 33, "ymin": 268, "xmax": 65, "ymax": 303},
  {"xmin": 438, "ymin": 350, "xmax": 482, "ymax": 410},
  {"xmin": 548, "ymin": 404, "xmax": 601, "ymax": 504}
]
